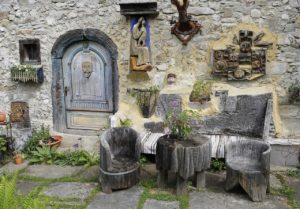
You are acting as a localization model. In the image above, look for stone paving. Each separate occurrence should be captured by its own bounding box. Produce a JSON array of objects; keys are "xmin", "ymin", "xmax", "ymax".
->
[{"xmin": 0, "ymin": 163, "xmax": 297, "ymax": 209}]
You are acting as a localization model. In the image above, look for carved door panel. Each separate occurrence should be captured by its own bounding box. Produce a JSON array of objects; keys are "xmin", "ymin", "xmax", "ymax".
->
[{"xmin": 63, "ymin": 42, "xmax": 113, "ymax": 130}]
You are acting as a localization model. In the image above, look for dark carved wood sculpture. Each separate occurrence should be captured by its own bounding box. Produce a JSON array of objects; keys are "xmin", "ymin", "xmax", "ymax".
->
[
  {"xmin": 171, "ymin": 0, "xmax": 201, "ymax": 45},
  {"xmin": 156, "ymin": 135, "xmax": 211, "ymax": 195},
  {"xmin": 11, "ymin": 101, "xmax": 31, "ymax": 128},
  {"xmin": 100, "ymin": 128, "xmax": 141, "ymax": 193},
  {"xmin": 213, "ymin": 30, "xmax": 273, "ymax": 80},
  {"xmin": 225, "ymin": 140, "xmax": 271, "ymax": 202}
]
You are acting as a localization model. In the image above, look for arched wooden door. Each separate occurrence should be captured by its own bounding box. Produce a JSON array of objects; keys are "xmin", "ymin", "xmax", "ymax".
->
[{"xmin": 62, "ymin": 41, "xmax": 113, "ymax": 130}]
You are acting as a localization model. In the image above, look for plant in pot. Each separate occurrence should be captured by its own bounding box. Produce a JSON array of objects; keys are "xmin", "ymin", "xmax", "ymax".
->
[
  {"xmin": 163, "ymin": 110, "xmax": 193, "ymax": 143},
  {"xmin": 130, "ymin": 86, "xmax": 160, "ymax": 118},
  {"xmin": 14, "ymin": 151, "xmax": 24, "ymax": 165},
  {"xmin": 189, "ymin": 80, "xmax": 212, "ymax": 104}
]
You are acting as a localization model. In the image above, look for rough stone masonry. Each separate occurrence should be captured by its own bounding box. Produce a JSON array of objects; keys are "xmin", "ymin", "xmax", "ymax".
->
[{"xmin": 0, "ymin": 0, "xmax": 299, "ymax": 138}]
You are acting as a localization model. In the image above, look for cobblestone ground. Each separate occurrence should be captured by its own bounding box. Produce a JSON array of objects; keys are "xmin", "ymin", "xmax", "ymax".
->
[{"xmin": 1, "ymin": 163, "xmax": 297, "ymax": 209}]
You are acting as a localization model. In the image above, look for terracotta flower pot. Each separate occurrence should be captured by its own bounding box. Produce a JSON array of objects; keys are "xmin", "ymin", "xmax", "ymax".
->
[
  {"xmin": 44, "ymin": 136, "xmax": 63, "ymax": 148},
  {"xmin": 15, "ymin": 155, "xmax": 23, "ymax": 165},
  {"xmin": 0, "ymin": 112, "xmax": 6, "ymax": 124}
]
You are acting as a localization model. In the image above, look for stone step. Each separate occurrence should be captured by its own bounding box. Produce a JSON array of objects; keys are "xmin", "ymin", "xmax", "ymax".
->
[{"xmin": 50, "ymin": 130, "xmax": 100, "ymax": 153}]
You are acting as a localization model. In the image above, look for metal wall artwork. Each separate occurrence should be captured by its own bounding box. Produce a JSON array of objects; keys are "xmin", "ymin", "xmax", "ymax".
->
[
  {"xmin": 170, "ymin": 0, "xmax": 201, "ymax": 45},
  {"xmin": 212, "ymin": 30, "xmax": 273, "ymax": 81}
]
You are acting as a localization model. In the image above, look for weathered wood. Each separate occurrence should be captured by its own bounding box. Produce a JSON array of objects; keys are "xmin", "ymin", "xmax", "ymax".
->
[
  {"xmin": 156, "ymin": 135, "xmax": 211, "ymax": 195},
  {"xmin": 225, "ymin": 140, "xmax": 271, "ymax": 202},
  {"xmin": 157, "ymin": 170, "xmax": 168, "ymax": 188},
  {"xmin": 100, "ymin": 128, "xmax": 141, "ymax": 193},
  {"xmin": 193, "ymin": 171, "xmax": 205, "ymax": 188}
]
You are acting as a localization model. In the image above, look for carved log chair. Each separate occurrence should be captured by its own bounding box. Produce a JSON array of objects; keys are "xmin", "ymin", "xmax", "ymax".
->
[
  {"xmin": 225, "ymin": 140, "xmax": 271, "ymax": 202},
  {"xmin": 100, "ymin": 127, "xmax": 141, "ymax": 193}
]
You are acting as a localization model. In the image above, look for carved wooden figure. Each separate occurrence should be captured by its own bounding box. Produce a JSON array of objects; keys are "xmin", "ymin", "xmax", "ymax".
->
[
  {"xmin": 225, "ymin": 140, "xmax": 271, "ymax": 202},
  {"xmin": 130, "ymin": 16, "xmax": 152, "ymax": 72},
  {"xmin": 171, "ymin": 0, "xmax": 201, "ymax": 45},
  {"xmin": 213, "ymin": 30, "xmax": 272, "ymax": 80}
]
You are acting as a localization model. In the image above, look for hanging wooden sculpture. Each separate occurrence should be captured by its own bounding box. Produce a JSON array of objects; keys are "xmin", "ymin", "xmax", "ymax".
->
[{"xmin": 170, "ymin": 0, "xmax": 201, "ymax": 45}]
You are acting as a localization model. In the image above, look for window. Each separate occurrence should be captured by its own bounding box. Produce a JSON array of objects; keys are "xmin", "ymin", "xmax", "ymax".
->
[{"xmin": 19, "ymin": 39, "xmax": 41, "ymax": 65}]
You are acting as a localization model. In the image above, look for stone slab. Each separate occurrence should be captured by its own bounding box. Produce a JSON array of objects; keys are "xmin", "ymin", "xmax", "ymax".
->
[
  {"xmin": 79, "ymin": 165, "xmax": 99, "ymax": 180},
  {"xmin": 87, "ymin": 186, "xmax": 143, "ymax": 209},
  {"xmin": 44, "ymin": 182, "xmax": 97, "ymax": 200},
  {"xmin": 16, "ymin": 181, "xmax": 41, "ymax": 196},
  {"xmin": 143, "ymin": 199, "xmax": 180, "ymax": 209},
  {"xmin": 270, "ymin": 144, "xmax": 299, "ymax": 167},
  {"xmin": 21, "ymin": 165, "xmax": 82, "ymax": 179},
  {"xmin": 188, "ymin": 191, "xmax": 290, "ymax": 209},
  {"xmin": 156, "ymin": 94, "xmax": 182, "ymax": 118},
  {"xmin": 0, "ymin": 161, "xmax": 29, "ymax": 175},
  {"xmin": 270, "ymin": 174, "xmax": 283, "ymax": 190}
]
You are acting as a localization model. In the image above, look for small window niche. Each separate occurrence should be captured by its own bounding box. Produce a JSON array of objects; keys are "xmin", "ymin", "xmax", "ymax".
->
[{"xmin": 19, "ymin": 39, "xmax": 41, "ymax": 65}]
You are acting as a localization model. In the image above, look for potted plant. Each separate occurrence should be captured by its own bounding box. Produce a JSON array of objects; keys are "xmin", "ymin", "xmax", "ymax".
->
[
  {"xmin": 14, "ymin": 151, "xmax": 24, "ymax": 165},
  {"xmin": 189, "ymin": 80, "xmax": 212, "ymax": 104},
  {"xmin": 130, "ymin": 86, "xmax": 160, "ymax": 118},
  {"xmin": 40, "ymin": 135, "xmax": 63, "ymax": 148},
  {"xmin": 11, "ymin": 64, "xmax": 44, "ymax": 83}
]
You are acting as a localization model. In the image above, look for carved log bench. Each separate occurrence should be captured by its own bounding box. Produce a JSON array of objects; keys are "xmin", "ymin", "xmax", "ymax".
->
[
  {"xmin": 100, "ymin": 127, "xmax": 141, "ymax": 193},
  {"xmin": 156, "ymin": 135, "xmax": 211, "ymax": 195},
  {"xmin": 225, "ymin": 140, "xmax": 271, "ymax": 202}
]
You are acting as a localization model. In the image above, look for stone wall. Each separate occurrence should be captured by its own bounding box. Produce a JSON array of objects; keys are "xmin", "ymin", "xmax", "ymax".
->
[{"xmin": 0, "ymin": 0, "xmax": 299, "ymax": 138}]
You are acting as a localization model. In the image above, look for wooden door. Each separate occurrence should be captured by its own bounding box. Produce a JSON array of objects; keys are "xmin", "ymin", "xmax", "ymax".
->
[{"xmin": 62, "ymin": 41, "xmax": 113, "ymax": 131}]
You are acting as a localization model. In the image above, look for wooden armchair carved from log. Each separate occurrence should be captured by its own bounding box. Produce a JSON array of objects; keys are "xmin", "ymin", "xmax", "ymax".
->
[
  {"xmin": 225, "ymin": 140, "xmax": 271, "ymax": 202},
  {"xmin": 100, "ymin": 127, "xmax": 141, "ymax": 193}
]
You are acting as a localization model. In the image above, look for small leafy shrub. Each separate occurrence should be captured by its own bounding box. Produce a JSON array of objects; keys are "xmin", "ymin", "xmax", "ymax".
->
[
  {"xmin": 189, "ymin": 81, "xmax": 212, "ymax": 103},
  {"xmin": 28, "ymin": 146, "xmax": 57, "ymax": 165},
  {"xmin": 288, "ymin": 81, "xmax": 300, "ymax": 104},
  {"xmin": 120, "ymin": 118, "xmax": 132, "ymax": 128},
  {"xmin": 287, "ymin": 169, "xmax": 300, "ymax": 178},
  {"xmin": 22, "ymin": 125, "xmax": 50, "ymax": 155},
  {"xmin": 0, "ymin": 136, "xmax": 7, "ymax": 153},
  {"xmin": 165, "ymin": 111, "xmax": 192, "ymax": 140},
  {"xmin": 27, "ymin": 147, "xmax": 99, "ymax": 167},
  {"xmin": 210, "ymin": 158, "xmax": 226, "ymax": 171},
  {"xmin": 55, "ymin": 150, "xmax": 99, "ymax": 167}
]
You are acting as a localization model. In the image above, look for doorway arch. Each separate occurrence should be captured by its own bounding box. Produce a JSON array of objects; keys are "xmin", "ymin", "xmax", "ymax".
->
[{"xmin": 51, "ymin": 29, "xmax": 118, "ymax": 135}]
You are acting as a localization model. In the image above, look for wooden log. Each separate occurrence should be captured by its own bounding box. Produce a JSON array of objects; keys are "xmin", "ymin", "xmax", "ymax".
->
[
  {"xmin": 193, "ymin": 171, "xmax": 206, "ymax": 188},
  {"xmin": 157, "ymin": 170, "xmax": 168, "ymax": 188},
  {"xmin": 176, "ymin": 174, "xmax": 188, "ymax": 196}
]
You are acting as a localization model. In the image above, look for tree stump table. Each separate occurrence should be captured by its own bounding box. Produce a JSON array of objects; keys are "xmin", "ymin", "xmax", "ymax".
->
[{"xmin": 156, "ymin": 135, "xmax": 211, "ymax": 195}]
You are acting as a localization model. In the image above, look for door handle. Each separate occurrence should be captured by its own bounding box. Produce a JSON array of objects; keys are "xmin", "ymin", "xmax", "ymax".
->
[{"xmin": 64, "ymin": 86, "xmax": 69, "ymax": 96}]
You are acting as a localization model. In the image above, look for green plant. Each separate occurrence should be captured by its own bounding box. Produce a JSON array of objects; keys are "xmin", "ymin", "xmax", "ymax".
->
[
  {"xmin": 0, "ymin": 174, "xmax": 47, "ymax": 209},
  {"xmin": 288, "ymin": 81, "xmax": 300, "ymax": 104},
  {"xmin": 23, "ymin": 125, "xmax": 50, "ymax": 155},
  {"xmin": 0, "ymin": 137, "xmax": 7, "ymax": 153},
  {"xmin": 130, "ymin": 86, "xmax": 160, "ymax": 118},
  {"xmin": 287, "ymin": 169, "xmax": 300, "ymax": 178},
  {"xmin": 210, "ymin": 158, "xmax": 226, "ymax": 171},
  {"xmin": 189, "ymin": 80, "xmax": 212, "ymax": 103},
  {"xmin": 165, "ymin": 111, "xmax": 192, "ymax": 140},
  {"xmin": 272, "ymin": 186, "xmax": 297, "ymax": 209},
  {"xmin": 54, "ymin": 150, "xmax": 99, "ymax": 167},
  {"xmin": 120, "ymin": 118, "xmax": 132, "ymax": 128},
  {"xmin": 28, "ymin": 146, "xmax": 57, "ymax": 164}
]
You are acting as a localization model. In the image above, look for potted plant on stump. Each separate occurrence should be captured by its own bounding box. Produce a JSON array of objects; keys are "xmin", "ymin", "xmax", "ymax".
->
[{"xmin": 156, "ymin": 111, "xmax": 211, "ymax": 195}]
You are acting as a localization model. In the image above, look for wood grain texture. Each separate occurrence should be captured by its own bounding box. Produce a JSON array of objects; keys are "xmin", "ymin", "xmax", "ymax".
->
[
  {"xmin": 225, "ymin": 140, "xmax": 271, "ymax": 202},
  {"xmin": 100, "ymin": 128, "xmax": 141, "ymax": 193},
  {"xmin": 156, "ymin": 135, "xmax": 211, "ymax": 195}
]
